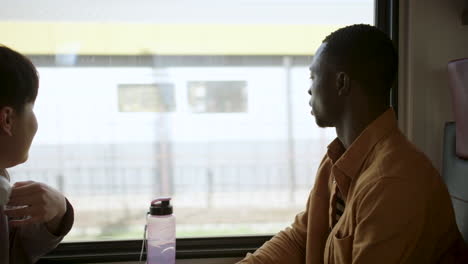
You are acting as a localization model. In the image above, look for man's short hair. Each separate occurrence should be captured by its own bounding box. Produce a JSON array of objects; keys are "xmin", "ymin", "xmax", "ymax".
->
[
  {"xmin": 322, "ymin": 24, "xmax": 397, "ymax": 96},
  {"xmin": 0, "ymin": 45, "xmax": 39, "ymax": 112}
]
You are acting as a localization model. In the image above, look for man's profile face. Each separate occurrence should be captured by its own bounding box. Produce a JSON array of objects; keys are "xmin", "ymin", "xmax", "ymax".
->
[
  {"xmin": 12, "ymin": 102, "xmax": 38, "ymax": 165},
  {"xmin": 0, "ymin": 102, "xmax": 38, "ymax": 168},
  {"xmin": 308, "ymin": 43, "xmax": 340, "ymax": 128}
]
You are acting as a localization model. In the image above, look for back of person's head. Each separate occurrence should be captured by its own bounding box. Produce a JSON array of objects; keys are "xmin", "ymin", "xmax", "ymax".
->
[
  {"xmin": 322, "ymin": 24, "xmax": 397, "ymax": 97},
  {"xmin": 0, "ymin": 45, "xmax": 39, "ymax": 112}
]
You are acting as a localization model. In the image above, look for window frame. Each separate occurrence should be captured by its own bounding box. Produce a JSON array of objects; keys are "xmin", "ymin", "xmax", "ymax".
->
[
  {"xmin": 375, "ymin": 0, "xmax": 399, "ymax": 118},
  {"xmin": 37, "ymin": 236, "xmax": 272, "ymax": 263},
  {"xmin": 37, "ymin": 1, "xmax": 398, "ymax": 262}
]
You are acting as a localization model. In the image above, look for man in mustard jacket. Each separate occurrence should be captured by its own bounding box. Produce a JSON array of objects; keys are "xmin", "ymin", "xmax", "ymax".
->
[{"xmin": 238, "ymin": 24, "xmax": 466, "ymax": 264}]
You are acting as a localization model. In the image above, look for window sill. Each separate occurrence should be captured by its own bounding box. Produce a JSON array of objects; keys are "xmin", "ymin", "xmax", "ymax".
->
[{"xmin": 38, "ymin": 235, "xmax": 272, "ymax": 263}]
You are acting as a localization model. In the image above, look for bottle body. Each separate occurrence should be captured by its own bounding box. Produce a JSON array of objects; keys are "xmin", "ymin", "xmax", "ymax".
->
[{"xmin": 147, "ymin": 214, "xmax": 176, "ymax": 264}]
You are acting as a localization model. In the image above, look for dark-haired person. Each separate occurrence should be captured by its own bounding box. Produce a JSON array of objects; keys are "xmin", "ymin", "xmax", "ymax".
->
[
  {"xmin": 238, "ymin": 24, "xmax": 466, "ymax": 263},
  {"xmin": 0, "ymin": 46, "xmax": 74, "ymax": 263}
]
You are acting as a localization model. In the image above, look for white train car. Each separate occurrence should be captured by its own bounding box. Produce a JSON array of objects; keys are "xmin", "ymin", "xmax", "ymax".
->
[{"xmin": 16, "ymin": 61, "xmax": 335, "ymax": 196}]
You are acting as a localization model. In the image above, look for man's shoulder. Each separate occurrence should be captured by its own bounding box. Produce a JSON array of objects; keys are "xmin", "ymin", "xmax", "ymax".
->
[
  {"xmin": 356, "ymin": 130, "xmax": 444, "ymax": 198},
  {"xmin": 370, "ymin": 130, "xmax": 438, "ymax": 179}
]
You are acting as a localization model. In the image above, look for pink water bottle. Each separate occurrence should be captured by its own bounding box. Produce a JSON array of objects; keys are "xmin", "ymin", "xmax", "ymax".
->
[{"xmin": 147, "ymin": 198, "xmax": 176, "ymax": 264}]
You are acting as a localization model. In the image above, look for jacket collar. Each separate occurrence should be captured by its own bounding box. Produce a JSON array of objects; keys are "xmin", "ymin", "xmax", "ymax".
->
[{"xmin": 327, "ymin": 107, "xmax": 398, "ymax": 180}]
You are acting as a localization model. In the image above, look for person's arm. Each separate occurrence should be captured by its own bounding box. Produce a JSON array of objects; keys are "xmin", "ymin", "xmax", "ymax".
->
[
  {"xmin": 238, "ymin": 156, "xmax": 332, "ymax": 264},
  {"xmin": 237, "ymin": 197, "xmax": 310, "ymax": 264},
  {"xmin": 351, "ymin": 179, "xmax": 425, "ymax": 264},
  {"xmin": 5, "ymin": 181, "xmax": 75, "ymax": 263},
  {"xmin": 9, "ymin": 200, "xmax": 74, "ymax": 263}
]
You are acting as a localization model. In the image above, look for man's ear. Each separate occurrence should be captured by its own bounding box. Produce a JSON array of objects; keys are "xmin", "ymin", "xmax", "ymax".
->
[
  {"xmin": 0, "ymin": 107, "xmax": 15, "ymax": 136},
  {"xmin": 336, "ymin": 72, "xmax": 351, "ymax": 96}
]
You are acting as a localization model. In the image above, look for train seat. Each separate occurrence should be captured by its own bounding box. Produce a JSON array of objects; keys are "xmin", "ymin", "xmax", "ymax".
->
[{"xmin": 442, "ymin": 122, "xmax": 468, "ymax": 243}]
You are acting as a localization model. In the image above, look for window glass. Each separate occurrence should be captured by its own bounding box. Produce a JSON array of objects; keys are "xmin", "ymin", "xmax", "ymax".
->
[
  {"xmin": 1, "ymin": 0, "xmax": 374, "ymax": 241},
  {"xmin": 119, "ymin": 83, "xmax": 176, "ymax": 112},
  {"xmin": 188, "ymin": 81, "xmax": 247, "ymax": 113}
]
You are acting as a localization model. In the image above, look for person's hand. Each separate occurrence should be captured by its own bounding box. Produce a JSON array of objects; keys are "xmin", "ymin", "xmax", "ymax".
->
[
  {"xmin": 0, "ymin": 176, "xmax": 11, "ymax": 206},
  {"xmin": 4, "ymin": 181, "xmax": 67, "ymax": 229}
]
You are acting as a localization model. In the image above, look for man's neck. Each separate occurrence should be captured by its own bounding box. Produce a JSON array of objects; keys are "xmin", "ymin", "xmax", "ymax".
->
[{"xmin": 336, "ymin": 106, "xmax": 389, "ymax": 149}]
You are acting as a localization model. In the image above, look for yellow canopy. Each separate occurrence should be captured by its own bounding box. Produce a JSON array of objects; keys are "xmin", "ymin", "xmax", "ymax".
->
[{"xmin": 1, "ymin": 22, "xmax": 339, "ymax": 55}]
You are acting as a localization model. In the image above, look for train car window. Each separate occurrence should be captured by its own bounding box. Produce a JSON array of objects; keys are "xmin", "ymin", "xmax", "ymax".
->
[
  {"xmin": 188, "ymin": 81, "xmax": 247, "ymax": 113},
  {"xmin": 1, "ymin": 0, "xmax": 376, "ymax": 251},
  {"xmin": 119, "ymin": 83, "xmax": 176, "ymax": 112}
]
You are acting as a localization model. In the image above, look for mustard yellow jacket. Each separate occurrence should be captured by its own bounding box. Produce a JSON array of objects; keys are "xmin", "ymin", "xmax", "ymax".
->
[{"xmin": 239, "ymin": 108, "xmax": 466, "ymax": 264}]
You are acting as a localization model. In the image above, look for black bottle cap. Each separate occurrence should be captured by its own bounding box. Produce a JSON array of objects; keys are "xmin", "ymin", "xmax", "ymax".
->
[{"xmin": 150, "ymin": 198, "xmax": 173, "ymax": 216}]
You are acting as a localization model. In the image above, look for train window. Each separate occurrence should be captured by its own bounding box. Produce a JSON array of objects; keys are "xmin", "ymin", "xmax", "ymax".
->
[
  {"xmin": 118, "ymin": 83, "xmax": 176, "ymax": 112},
  {"xmin": 187, "ymin": 81, "xmax": 247, "ymax": 113},
  {"xmin": 1, "ymin": 0, "xmax": 376, "ymax": 255}
]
